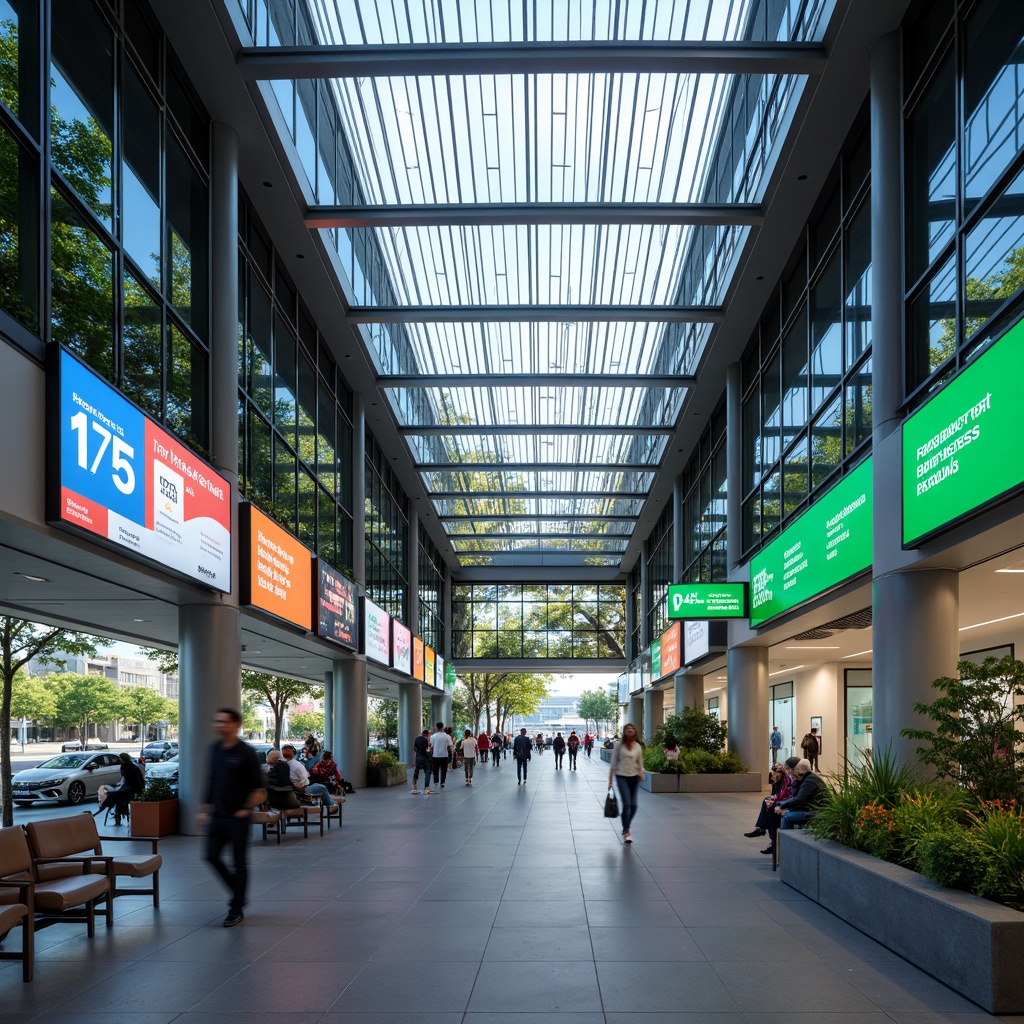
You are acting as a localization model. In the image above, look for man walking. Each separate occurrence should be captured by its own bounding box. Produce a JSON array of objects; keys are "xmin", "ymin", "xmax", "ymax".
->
[
  {"xmin": 552, "ymin": 732, "xmax": 566, "ymax": 769},
  {"xmin": 513, "ymin": 727, "xmax": 532, "ymax": 785},
  {"xmin": 197, "ymin": 707, "xmax": 265, "ymax": 928},
  {"xmin": 770, "ymin": 725, "xmax": 783, "ymax": 765},
  {"xmin": 430, "ymin": 722, "xmax": 454, "ymax": 790},
  {"xmin": 566, "ymin": 730, "xmax": 581, "ymax": 770},
  {"xmin": 491, "ymin": 731, "xmax": 503, "ymax": 765},
  {"xmin": 412, "ymin": 728, "xmax": 432, "ymax": 794}
]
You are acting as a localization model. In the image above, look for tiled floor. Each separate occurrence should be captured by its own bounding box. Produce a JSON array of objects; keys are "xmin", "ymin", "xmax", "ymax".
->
[{"xmin": 0, "ymin": 750, "xmax": 1017, "ymax": 1023}]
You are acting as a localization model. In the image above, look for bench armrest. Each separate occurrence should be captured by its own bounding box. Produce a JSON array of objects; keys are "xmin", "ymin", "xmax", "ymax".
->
[{"xmin": 100, "ymin": 835, "xmax": 159, "ymax": 854}]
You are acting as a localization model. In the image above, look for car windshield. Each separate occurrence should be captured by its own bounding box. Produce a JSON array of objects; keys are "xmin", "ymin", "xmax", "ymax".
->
[{"xmin": 38, "ymin": 754, "xmax": 89, "ymax": 769}]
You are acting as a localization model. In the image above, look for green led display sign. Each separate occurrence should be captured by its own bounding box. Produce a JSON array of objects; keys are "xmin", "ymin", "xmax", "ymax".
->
[
  {"xmin": 902, "ymin": 320, "xmax": 1024, "ymax": 546},
  {"xmin": 749, "ymin": 457, "xmax": 873, "ymax": 628},
  {"xmin": 667, "ymin": 583, "xmax": 747, "ymax": 619}
]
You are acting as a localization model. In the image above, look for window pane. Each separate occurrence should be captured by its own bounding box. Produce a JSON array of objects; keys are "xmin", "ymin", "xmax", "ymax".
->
[
  {"xmin": 297, "ymin": 466, "xmax": 316, "ymax": 550},
  {"xmin": 810, "ymin": 393, "xmax": 843, "ymax": 490},
  {"xmin": 317, "ymin": 382, "xmax": 336, "ymax": 493},
  {"xmin": 273, "ymin": 319, "xmax": 296, "ymax": 445},
  {"xmin": 0, "ymin": 0, "xmax": 41, "ymax": 134},
  {"xmin": 742, "ymin": 392, "xmax": 761, "ymax": 492},
  {"xmin": 761, "ymin": 465, "xmax": 781, "ymax": 538},
  {"xmin": 249, "ymin": 413, "xmax": 272, "ymax": 506},
  {"xmin": 762, "ymin": 348, "xmax": 781, "ymax": 468},
  {"xmin": 783, "ymin": 434, "xmax": 808, "ymax": 519},
  {"xmin": 317, "ymin": 487, "xmax": 336, "ymax": 566},
  {"xmin": 0, "ymin": 125, "xmax": 39, "ymax": 333},
  {"xmin": 50, "ymin": 186, "xmax": 113, "ymax": 380},
  {"xmin": 167, "ymin": 323, "xmax": 208, "ymax": 449},
  {"xmin": 964, "ymin": 167, "xmax": 1024, "ymax": 340},
  {"xmin": 810, "ymin": 252, "xmax": 841, "ymax": 412},
  {"xmin": 166, "ymin": 134, "xmax": 208, "ymax": 338},
  {"xmin": 845, "ymin": 357, "xmax": 872, "ymax": 455},
  {"xmin": 122, "ymin": 270, "xmax": 162, "ymax": 418},
  {"xmin": 908, "ymin": 256, "xmax": 956, "ymax": 391},
  {"xmin": 246, "ymin": 275, "xmax": 272, "ymax": 416},
  {"xmin": 50, "ymin": 0, "xmax": 113, "ymax": 228},
  {"xmin": 906, "ymin": 51, "xmax": 955, "ymax": 283},
  {"xmin": 273, "ymin": 434, "xmax": 296, "ymax": 531},
  {"xmin": 963, "ymin": 0, "xmax": 1024, "ymax": 209},
  {"xmin": 122, "ymin": 64, "xmax": 161, "ymax": 287},
  {"xmin": 297, "ymin": 349, "xmax": 316, "ymax": 465},
  {"xmin": 845, "ymin": 198, "xmax": 872, "ymax": 366},
  {"xmin": 781, "ymin": 305, "xmax": 808, "ymax": 446}
]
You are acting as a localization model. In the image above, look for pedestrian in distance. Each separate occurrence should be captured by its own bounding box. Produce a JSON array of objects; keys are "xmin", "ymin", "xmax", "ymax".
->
[
  {"xmin": 430, "ymin": 722, "xmax": 454, "ymax": 790},
  {"xmin": 513, "ymin": 727, "xmax": 532, "ymax": 784},
  {"xmin": 608, "ymin": 722, "xmax": 645, "ymax": 844},
  {"xmin": 445, "ymin": 726, "xmax": 457, "ymax": 769},
  {"xmin": 770, "ymin": 725, "xmax": 783, "ymax": 765},
  {"xmin": 584, "ymin": 731, "xmax": 594, "ymax": 758},
  {"xmin": 413, "ymin": 728, "xmax": 432, "ymax": 794},
  {"xmin": 552, "ymin": 731, "xmax": 566, "ymax": 769},
  {"xmin": 566, "ymin": 730, "xmax": 581, "ymax": 770},
  {"xmin": 477, "ymin": 730, "xmax": 490, "ymax": 766},
  {"xmin": 197, "ymin": 707, "xmax": 265, "ymax": 927},
  {"xmin": 491, "ymin": 730, "xmax": 503, "ymax": 765},
  {"xmin": 462, "ymin": 729, "xmax": 478, "ymax": 786},
  {"xmin": 801, "ymin": 727, "xmax": 821, "ymax": 772}
]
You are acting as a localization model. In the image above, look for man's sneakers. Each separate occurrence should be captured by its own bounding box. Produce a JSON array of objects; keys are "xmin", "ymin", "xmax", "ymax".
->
[{"xmin": 223, "ymin": 910, "xmax": 244, "ymax": 928}]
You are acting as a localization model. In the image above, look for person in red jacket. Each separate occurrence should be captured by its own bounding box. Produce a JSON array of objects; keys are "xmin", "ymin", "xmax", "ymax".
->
[
  {"xmin": 566, "ymin": 730, "xmax": 581, "ymax": 770},
  {"xmin": 477, "ymin": 731, "xmax": 491, "ymax": 765}
]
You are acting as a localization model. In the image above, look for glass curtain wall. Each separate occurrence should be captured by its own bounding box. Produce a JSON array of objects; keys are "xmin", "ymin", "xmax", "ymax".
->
[
  {"xmin": 740, "ymin": 115, "xmax": 872, "ymax": 555},
  {"xmin": 904, "ymin": 0, "xmax": 1024, "ymax": 398},
  {"xmin": 645, "ymin": 507, "xmax": 673, "ymax": 642},
  {"xmin": 236, "ymin": 193, "xmax": 355, "ymax": 572},
  {"xmin": 0, "ymin": 0, "xmax": 210, "ymax": 450},
  {"xmin": 365, "ymin": 432, "xmax": 408, "ymax": 620},
  {"xmin": 453, "ymin": 584, "xmax": 626, "ymax": 660},
  {"xmin": 417, "ymin": 522, "xmax": 445, "ymax": 651},
  {"xmin": 629, "ymin": 568, "xmax": 641, "ymax": 659},
  {"xmin": 681, "ymin": 401, "xmax": 729, "ymax": 583}
]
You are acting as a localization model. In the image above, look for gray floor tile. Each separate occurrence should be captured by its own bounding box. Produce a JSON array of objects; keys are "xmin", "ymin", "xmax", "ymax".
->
[
  {"xmin": 371, "ymin": 924, "xmax": 492, "ymax": 961},
  {"xmin": 330, "ymin": 960, "xmax": 480, "ymax": 1012},
  {"xmin": 597, "ymin": 961, "xmax": 742, "ymax": 1012},
  {"xmin": 711, "ymin": 961, "xmax": 880, "ymax": 1013},
  {"xmin": 470, "ymin": 961, "xmax": 602, "ymax": 1012},
  {"xmin": 589, "ymin": 924, "xmax": 706, "ymax": 961},
  {"xmin": 192, "ymin": 961, "xmax": 364, "ymax": 1012},
  {"xmin": 484, "ymin": 924, "xmax": 594, "ymax": 961}
]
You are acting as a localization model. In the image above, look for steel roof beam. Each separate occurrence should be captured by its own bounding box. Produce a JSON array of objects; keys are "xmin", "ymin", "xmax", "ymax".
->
[
  {"xmin": 401, "ymin": 424, "xmax": 673, "ymax": 436},
  {"xmin": 427, "ymin": 491, "xmax": 648, "ymax": 500},
  {"xmin": 382, "ymin": 373, "xmax": 692, "ymax": 388},
  {"xmin": 348, "ymin": 303, "xmax": 724, "ymax": 324},
  {"xmin": 443, "ymin": 514, "xmax": 637, "ymax": 523},
  {"xmin": 448, "ymin": 533, "xmax": 631, "ymax": 541},
  {"xmin": 238, "ymin": 40, "xmax": 827, "ymax": 79},
  {"xmin": 418, "ymin": 462, "xmax": 656, "ymax": 472},
  {"xmin": 309, "ymin": 202, "xmax": 762, "ymax": 229}
]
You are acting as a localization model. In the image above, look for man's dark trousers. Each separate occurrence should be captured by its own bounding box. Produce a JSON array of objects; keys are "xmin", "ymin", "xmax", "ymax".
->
[
  {"xmin": 205, "ymin": 817, "xmax": 249, "ymax": 912},
  {"xmin": 516, "ymin": 757, "xmax": 528, "ymax": 781}
]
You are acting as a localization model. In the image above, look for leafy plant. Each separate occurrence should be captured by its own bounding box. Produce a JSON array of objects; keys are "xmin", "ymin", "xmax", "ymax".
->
[
  {"xmin": 902, "ymin": 655, "xmax": 1024, "ymax": 802},
  {"xmin": 916, "ymin": 824, "xmax": 981, "ymax": 891},
  {"xmin": 653, "ymin": 708, "xmax": 727, "ymax": 754},
  {"xmin": 891, "ymin": 788, "xmax": 972, "ymax": 870},
  {"xmin": 970, "ymin": 801, "xmax": 1024, "ymax": 910},
  {"xmin": 137, "ymin": 778, "xmax": 176, "ymax": 802},
  {"xmin": 855, "ymin": 803, "xmax": 900, "ymax": 861},
  {"xmin": 643, "ymin": 744, "xmax": 667, "ymax": 773},
  {"xmin": 807, "ymin": 784, "xmax": 868, "ymax": 847},
  {"xmin": 367, "ymin": 750, "xmax": 404, "ymax": 769}
]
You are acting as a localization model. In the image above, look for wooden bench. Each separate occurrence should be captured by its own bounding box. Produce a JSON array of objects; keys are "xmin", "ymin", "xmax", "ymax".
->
[
  {"xmin": 0, "ymin": 825, "xmax": 112, "ymax": 936},
  {"xmin": 0, "ymin": 882, "xmax": 33, "ymax": 981},
  {"xmin": 25, "ymin": 814, "xmax": 162, "ymax": 908}
]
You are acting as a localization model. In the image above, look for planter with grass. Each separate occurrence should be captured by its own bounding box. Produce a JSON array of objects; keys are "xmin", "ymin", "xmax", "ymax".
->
[
  {"xmin": 130, "ymin": 778, "xmax": 179, "ymax": 837},
  {"xmin": 366, "ymin": 750, "xmax": 407, "ymax": 787}
]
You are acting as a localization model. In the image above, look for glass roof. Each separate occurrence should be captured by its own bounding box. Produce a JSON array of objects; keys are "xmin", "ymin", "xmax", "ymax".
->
[{"xmin": 242, "ymin": 0, "xmax": 836, "ymax": 568}]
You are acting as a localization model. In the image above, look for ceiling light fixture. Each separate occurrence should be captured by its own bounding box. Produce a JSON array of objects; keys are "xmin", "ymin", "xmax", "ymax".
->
[
  {"xmin": 784, "ymin": 645, "xmax": 840, "ymax": 650},
  {"xmin": 960, "ymin": 611, "xmax": 1024, "ymax": 632},
  {"xmin": 16, "ymin": 573, "xmax": 48, "ymax": 582},
  {"xmin": 769, "ymin": 664, "xmax": 804, "ymax": 676},
  {"xmin": 842, "ymin": 649, "xmax": 873, "ymax": 659}
]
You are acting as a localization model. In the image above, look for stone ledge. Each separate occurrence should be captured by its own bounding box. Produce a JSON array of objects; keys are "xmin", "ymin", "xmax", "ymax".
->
[
  {"xmin": 639, "ymin": 772, "xmax": 762, "ymax": 793},
  {"xmin": 779, "ymin": 830, "xmax": 1024, "ymax": 1013}
]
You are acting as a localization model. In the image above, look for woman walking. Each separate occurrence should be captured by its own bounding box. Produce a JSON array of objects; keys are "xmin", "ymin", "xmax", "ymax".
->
[{"xmin": 608, "ymin": 723, "xmax": 645, "ymax": 843}]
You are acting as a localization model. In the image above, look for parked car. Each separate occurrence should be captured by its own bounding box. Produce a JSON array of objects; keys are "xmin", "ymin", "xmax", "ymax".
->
[
  {"xmin": 11, "ymin": 752, "xmax": 123, "ymax": 806},
  {"xmin": 144, "ymin": 753, "xmax": 178, "ymax": 792},
  {"xmin": 60, "ymin": 739, "xmax": 109, "ymax": 752},
  {"xmin": 141, "ymin": 741, "xmax": 177, "ymax": 761}
]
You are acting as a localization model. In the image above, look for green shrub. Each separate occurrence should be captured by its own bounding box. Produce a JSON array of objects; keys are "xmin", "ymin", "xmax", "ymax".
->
[
  {"xmin": 652, "ymin": 708, "xmax": 727, "ymax": 754},
  {"xmin": 137, "ymin": 778, "xmax": 176, "ymax": 802},
  {"xmin": 891, "ymin": 788, "xmax": 972, "ymax": 871},
  {"xmin": 716, "ymin": 750, "xmax": 748, "ymax": 774},
  {"xmin": 917, "ymin": 824, "xmax": 982, "ymax": 891},
  {"xmin": 808, "ymin": 784, "xmax": 868, "ymax": 847},
  {"xmin": 854, "ymin": 803, "xmax": 901, "ymax": 861},
  {"xmin": 970, "ymin": 802, "xmax": 1024, "ymax": 910},
  {"xmin": 367, "ymin": 750, "xmax": 403, "ymax": 769},
  {"xmin": 643, "ymin": 744, "xmax": 667, "ymax": 773}
]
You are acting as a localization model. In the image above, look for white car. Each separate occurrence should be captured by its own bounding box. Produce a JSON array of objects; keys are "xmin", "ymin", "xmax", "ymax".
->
[{"xmin": 11, "ymin": 752, "xmax": 123, "ymax": 806}]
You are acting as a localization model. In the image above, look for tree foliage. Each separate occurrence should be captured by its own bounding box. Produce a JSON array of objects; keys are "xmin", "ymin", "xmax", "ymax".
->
[
  {"xmin": 368, "ymin": 698, "xmax": 398, "ymax": 749},
  {"xmin": 0, "ymin": 618, "xmax": 96, "ymax": 826},
  {"xmin": 241, "ymin": 671, "xmax": 313, "ymax": 748},
  {"xmin": 456, "ymin": 671, "xmax": 550, "ymax": 733},
  {"xmin": 653, "ymin": 707, "xmax": 728, "ymax": 754},
  {"xmin": 47, "ymin": 672, "xmax": 122, "ymax": 746},
  {"xmin": 901, "ymin": 656, "xmax": 1024, "ymax": 802},
  {"xmin": 289, "ymin": 710, "xmax": 325, "ymax": 741},
  {"xmin": 117, "ymin": 686, "xmax": 171, "ymax": 741},
  {"xmin": 10, "ymin": 671, "xmax": 56, "ymax": 721},
  {"xmin": 577, "ymin": 689, "xmax": 619, "ymax": 732}
]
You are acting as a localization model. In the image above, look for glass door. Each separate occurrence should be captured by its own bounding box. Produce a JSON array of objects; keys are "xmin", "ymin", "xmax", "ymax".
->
[
  {"xmin": 844, "ymin": 668, "xmax": 872, "ymax": 771},
  {"xmin": 769, "ymin": 681, "xmax": 795, "ymax": 768}
]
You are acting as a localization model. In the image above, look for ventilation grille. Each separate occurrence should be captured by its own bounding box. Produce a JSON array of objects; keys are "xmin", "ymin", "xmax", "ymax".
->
[{"xmin": 790, "ymin": 607, "xmax": 872, "ymax": 641}]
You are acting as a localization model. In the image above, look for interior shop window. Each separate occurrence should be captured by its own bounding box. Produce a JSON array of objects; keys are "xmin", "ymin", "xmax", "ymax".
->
[
  {"xmin": 962, "ymin": 0, "xmax": 1024, "ymax": 211},
  {"xmin": 0, "ymin": 125, "xmax": 39, "ymax": 334},
  {"xmin": 845, "ymin": 669, "xmax": 873, "ymax": 771},
  {"xmin": 50, "ymin": 1, "xmax": 113, "ymax": 229},
  {"xmin": 122, "ymin": 269, "xmax": 162, "ymax": 418},
  {"xmin": 0, "ymin": 0, "xmax": 40, "ymax": 136},
  {"xmin": 122, "ymin": 63, "xmax": 161, "ymax": 287},
  {"xmin": 50, "ymin": 186, "xmax": 114, "ymax": 381}
]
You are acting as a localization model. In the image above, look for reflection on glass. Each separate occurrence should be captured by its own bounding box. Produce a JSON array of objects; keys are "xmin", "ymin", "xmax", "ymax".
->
[
  {"xmin": 844, "ymin": 358, "xmax": 872, "ymax": 456},
  {"xmin": 166, "ymin": 135, "xmax": 208, "ymax": 338},
  {"xmin": 810, "ymin": 253, "xmax": 842, "ymax": 411},
  {"xmin": 783, "ymin": 434, "xmax": 808, "ymax": 518},
  {"xmin": 122, "ymin": 64, "xmax": 161, "ymax": 286},
  {"xmin": 845, "ymin": 199, "xmax": 872, "ymax": 366},
  {"xmin": 167, "ymin": 323, "xmax": 207, "ymax": 449},
  {"xmin": 0, "ymin": 124, "xmax": 38, "ymax": 332},
  {"xmin": 845, "ymin": 672, "xmax": 873, "ymax": 771},
  {"xmin": 0, "ymin": 0, "xmax": 40, "ymax": 133},
  {"xmin": 50, "ymin": 186, "xmax": 113, "ymax": 381},
  {"xmin": 50, "ymin": 2, "xmax": 113, "ymax": 229},
  {"xmin": 122, "ymin": 270, "xmax": 162, "ymax": 418},
  {"xmin": 811, "ymin": 393, "xmax": 843, "ymax": 489},
  {"xmin": 908, "ymin": 255, "xmax": 957, "ymax": 388}
]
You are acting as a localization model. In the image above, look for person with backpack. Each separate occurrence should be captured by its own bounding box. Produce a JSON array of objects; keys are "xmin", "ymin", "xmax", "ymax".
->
[
  {"xmin": 566, "ymin": 730, "xmax": 581, "ymax": 770},
  {"xmin": 491, "ymin": 731, "xmax": 503, "ymax": 765},
  {"xmin": 552, "ymin": 732, "xmax": 566, "ymax": 769}
]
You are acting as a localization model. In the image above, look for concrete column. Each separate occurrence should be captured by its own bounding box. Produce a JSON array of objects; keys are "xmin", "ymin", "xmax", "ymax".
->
[
  {"xmin": 322, "ymin": 671, "xmax": 333, "ymax": 749},
  {"xmin": 398, "ymin": 680, "xmax": 422, "ymax": 766},
  {"xmin": 726, "ymin": 361, "xmax": 743, "ymax": 569},
  {"xmin": 352, "ymin": 395, "xmax": 366, "ymax": 586},
  {"xmin": 333, "ymin": 657, "xmax": 368, "ymax": 789},
  {"xmin": 870, "ymin": 31, "xmax": 903, "ymax": 445},
  {"xmin": 643, "ymin": 689, "xmax": 664, "ymax": 743},
  {"xmin": 177, "ymin": 123, "xmax": 242, "ymax": 836},
  {"xmin": 431, "ymin": 693, "xmax": 446, "ymax": 728},
  {"xmin": 178, "ymin": 604, "xmax": 241, "ymax": 834},
  {"xmin": 442, "ymin": 692, "xmax": 453, "ymax": 727},
  {"xmin": 674, "ymin": 672, "xmax": 704, "ymax": 713},
  {"xmin": 406, "ymin": 506, "xmax": 419, "ymax": 631},
  {"xmin": 727, "ymin": 645, "xmax": 769, "ymax": 775},
  {"xmin": 628, "ymin": 695, "xmax": 644, "ymax": 736},
  {"xmin": 873, "ymin": 569, "xmax": 958, "ymax": 765}
]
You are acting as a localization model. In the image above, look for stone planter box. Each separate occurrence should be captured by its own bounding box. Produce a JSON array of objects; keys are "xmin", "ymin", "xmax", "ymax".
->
[
  {"xmin": 366, "ymin": 765, "xmax": 407, "ymax": 787},
  {"xmin": 638, "ymin": 772, "xmax": 762, "ymax": 793},
  {"xmin": 780, "ymin": 830, "xmax": 1024, "ymax": 1014},
  {"xmin": 599, "ymin": 748, "xmax": 613, "ymax": 763},
  {"xmin": 129, "ymin": 798, "xmax": 178, "ymax": 837}
]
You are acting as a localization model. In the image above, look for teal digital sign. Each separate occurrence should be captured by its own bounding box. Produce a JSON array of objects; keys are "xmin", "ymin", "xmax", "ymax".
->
[
  {"xmin": 667, "ymin": 583, "xmax": 747, "ymax": 619},
  {"xmin": 902, "ymin": 320, "xmax": 1024, "ymax": 546},
  {"xmin": 749, "ymin": 457, "xmax": 873, "ymax": 628}
]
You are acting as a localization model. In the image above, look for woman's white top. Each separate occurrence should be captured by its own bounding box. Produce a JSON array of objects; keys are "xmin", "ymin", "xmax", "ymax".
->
[{"xmin": 610, "ymin": 741, "xmax": 645, "ymax": 778}]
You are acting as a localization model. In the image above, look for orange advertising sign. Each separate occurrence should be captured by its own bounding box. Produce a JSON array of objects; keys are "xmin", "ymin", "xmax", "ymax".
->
[
  {"xmin": 413, "ymin": 636, "xmax": 425, "ymax": 681},
  {"xmin": 242, "ymin": 504, "xmax": 313, "ymax": 631},
  {"xmin": 660, "ymin": 621, "xmax": 682, "ymax": 677},
  {"xmin": 424, "ymin": 645, "xmax": 436, "ymax": 686}
]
